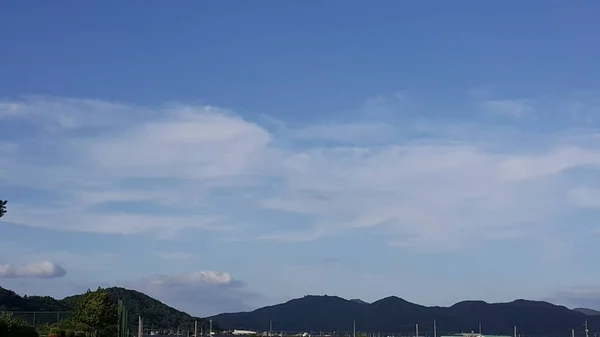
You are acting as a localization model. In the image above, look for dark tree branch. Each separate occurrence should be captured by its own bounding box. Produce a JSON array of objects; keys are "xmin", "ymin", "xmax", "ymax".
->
[{"xmin": 0, "ymin": 200, "xmax": 6, "ymax": 218}]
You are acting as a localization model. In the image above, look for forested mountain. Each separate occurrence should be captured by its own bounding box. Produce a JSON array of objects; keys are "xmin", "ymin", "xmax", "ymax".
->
[
  {"xmin": 210, "ymin": 295, "xmax": 600, "ymax": 335},
  {"xmin": 65, "ymin": 287, "xmax": 212, "ymax": 331},
  {"xmin": 0, "ymin": 287, "xmax": 67, "ymax": 311},
  {"xmin": 0, "ymin": 286, "xmax": 213, "ymax": 330},
  {"xmin": 5, "ymin": 285, "xmax": 600, "ymax": 335}
]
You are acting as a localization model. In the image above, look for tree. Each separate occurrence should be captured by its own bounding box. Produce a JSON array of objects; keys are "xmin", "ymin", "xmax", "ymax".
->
[
  {"xmin": 0, "ymin": 311, "xmax": 39, "ymax": 337},
  {"xmin": 0, "ymin": 200, "xmax": 6, "ymax": 218},
  {"xmin": 71, "ymin": 288, "xmax": 117, "ymax": 337}
]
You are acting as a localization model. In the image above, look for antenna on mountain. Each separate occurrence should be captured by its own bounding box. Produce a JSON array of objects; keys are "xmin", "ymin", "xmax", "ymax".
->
[{"xmin": 585, "ymin": 320, "xmax": 589, "ymax": 337}]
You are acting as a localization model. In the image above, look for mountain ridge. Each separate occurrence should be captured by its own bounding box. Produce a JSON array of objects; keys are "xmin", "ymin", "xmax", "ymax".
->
[
  {"xmin": 210, "ymin": 295, "xmax": 600, "ymax": 334},
  {"xmin": 4, "ymin": 285, "xmax": 600, "ymax": 335},
  {"xmin": 574, "ymin": 308, "xmax": 600, "ymax": 316}
]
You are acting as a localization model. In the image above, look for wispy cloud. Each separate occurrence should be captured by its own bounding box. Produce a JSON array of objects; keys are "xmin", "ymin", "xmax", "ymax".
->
[
  {"xmin": 290, "ymin": 123, "xmax": 396, "ymax": 144},
  {"xmin": 125, "ymin": 270, "xmax": 259, "ymax": 316},
  {"xmin": 3, "ymin": 95, "xmax": 600, "ymax": 252},
  {"xmin": 154, "ymin": 251, "xmax": 197, "ymax": 260},
  {"xmin": 547, "ymin": 287, "xmax": 600, "ymax": 309},
  {"xmin": 479, "ymin": 99, "xmax": 535, "ymax": 120}
]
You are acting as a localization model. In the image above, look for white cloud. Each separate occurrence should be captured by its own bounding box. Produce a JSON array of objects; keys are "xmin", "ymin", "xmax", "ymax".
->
[
  {"xmin": 19, "ymin": 251, "xmax": 118, "ymax": 274},
  {"xmin": 290, "ymin": 123, "xmax": 396, "ymax": 144},
  {"xmin": 480, "ymin": 99, "xmax": 534, "ymax": 119},
  {"xmin": 154, "ymin": 251, "xmax": 197, "ymax": 260},
  {"xmin": 547, "ymin": 287, "xmax": 600, "ymax": 309},
  {"xmin": 3, "ymin": 96, "xmax": 600, "ymax": 251},
  {"xmin": 144, "ymin": 271, "xmax": 233, "ymax": 286},
  {"xmin": 0, "ymin": 261, "xmax": 66, "ymax": 278},
  {"xmin": 0, "ymin": 95, "xmax": 145, "ymax": 130},
  {"xmin": 126, "ymin": 271, "xmax": 259, "ymax": 316},
  {"xmin": 84, "ymin": 106, "xmax": 272, "ymax": 180},
  {"xmin": 260, "ymin": 144, "xmax": 599, "ymax": 248},
  {"xmin": 568, "ymin": 186, "xmax": 600, "ymax": 208},
  {"xmin": 0, "ymin": 102, "xmax": 22, "ymax": 118}
]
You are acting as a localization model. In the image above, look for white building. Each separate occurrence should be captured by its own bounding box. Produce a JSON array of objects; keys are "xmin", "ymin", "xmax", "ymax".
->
[{"xmin": 232, "ymin": 330, "xmax": 258, "ymax": 335}]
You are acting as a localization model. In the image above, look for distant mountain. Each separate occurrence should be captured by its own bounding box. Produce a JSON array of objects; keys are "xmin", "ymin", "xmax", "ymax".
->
[
  {"xmin": 574, "ymin": 308, "xmax": 600, "ymax": 315},
  {"xmin": 0, "ymin": 286, "xmax": 213, "ymax": 330},
  {"xmin": 0, "ymin": 287, "xmax": 67, "ymax": 311},
  {"xmin": 210, "ymin": 295, "xmax": 597, "ymax": 335},
  {"xmin": 350, "ymin": 299, "xmax": 369, "ymax": 305}
]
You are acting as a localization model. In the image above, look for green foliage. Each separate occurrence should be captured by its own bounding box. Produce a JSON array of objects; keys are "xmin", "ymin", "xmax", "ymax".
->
[
  {"xmin": 65, "ymin": 287, "xmax": 215, "ymax": 331},
  {"xmin": 0, "ymin": 287, "xmax": 31, "ymax": 311},
  {"xmin": 36, "ymin": 288, "xmax": 117, "ymax": 337},
  {"xmin": 49, "ymin": 325, "xmax": 63, "ymax": 334},
  {"xmin": 71, "ymin": 287, "xmax": 117, "ymax": 337},
  {"xmin": 0, "ymin": 311, "xmax": 39, "ymax": 337},
  {"xmin": 24, "ymin": 295, "xmax": 71, "ymax": 311},
  {"xmin": 0, "ymin": 199, "xmax": 6, "ymax": 218},
  {"xmin": 2, "ymin": 285, "xmax": 217, "ymax": 332},
  {"xmin": 74, "ymin": 322, "xmax": 90, "ymax": 332},
  {"xmin": 35, "ymin": 323, "xmax": 56, "ymax": 336},
  {"xmin": 0, "ymin": 288, "xmax": 70, "ymax": 312},
  {"xmin": 37, "ymin": 319, "xmax": 89, "ymax": 337}
]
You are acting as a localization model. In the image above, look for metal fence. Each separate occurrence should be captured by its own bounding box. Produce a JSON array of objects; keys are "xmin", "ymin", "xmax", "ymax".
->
[{"xmin": 0, "ymin": 311, "xmax": 72, "ymax": 326}]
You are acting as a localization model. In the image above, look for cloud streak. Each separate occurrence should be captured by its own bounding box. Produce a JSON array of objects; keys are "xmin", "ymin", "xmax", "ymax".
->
[
  {"xmin": 0, "ymin": 261, "xmax": 66, "ymax": 278},
  {"xmin": 126, "ymin": 271, "xmax": 259, "ymax": 316},
  {"xmin": 3, "ymin": 95, "xmax": 600, "ymax": 251},
  {"xmin": 547, "ymin": 287, "xmax": 600, "ymax": 309}
]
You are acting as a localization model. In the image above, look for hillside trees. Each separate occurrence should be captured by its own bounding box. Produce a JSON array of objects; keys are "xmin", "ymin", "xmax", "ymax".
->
[
  {"xmin": 0, "ymin": 312, "xmax": 39, "ymax": 337},
  {"xmin": 35, "ymin": 287, "xmax": 117, "ymax": 337},
  {"xmin": 71, "ymin": 287, "xmax": 117, "ymax": 337}
]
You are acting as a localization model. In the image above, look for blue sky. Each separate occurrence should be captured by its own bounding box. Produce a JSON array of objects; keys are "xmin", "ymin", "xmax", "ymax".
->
[{"xmin": 2, "ymin": 0, "xmax": 600, "ymax": 317}]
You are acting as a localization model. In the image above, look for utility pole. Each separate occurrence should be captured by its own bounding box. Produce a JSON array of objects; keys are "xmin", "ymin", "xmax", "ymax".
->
[
  {"xmin": 416, "ymin": 324, "xmax": 419, "ymax": 337},
  {"xmin": 195, "ymin": 321, "xmax": 198, "ymax": 337},
  {"xmin": 138, "ymin": 316, "xmax": 143, "ymax": 337},
  {"xmin": 434, "ymin": 320, "xmax": 437, "ymax": 337},
  {"xmin": 353, "ymin": 320, "xmax": 356, "ymax": 337},
  {"xmin": 270, "ymin": 320, "xmax": 273, "ymax": 337},
  {"xmin": 585, "ymin": 320, "xmax": 589, "ymax": 337},
  {"xmin": 209, "ymin": 319, "xmax": 213, "ymax": 336},
  {"xmin": 513, "ymin": 326, "xmax": 517, "ymax": 337},
  {"xmin": 573, "ymin": 329, "xmax": 575, "ymax": 337},
  {"xmin": 478, "ymin": 322, "xmax": 481, "ymax": 336}
]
